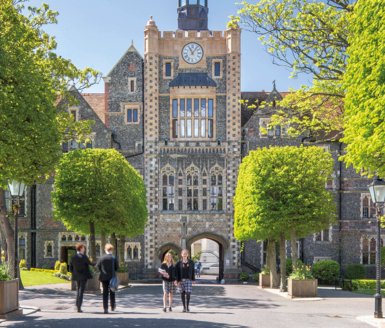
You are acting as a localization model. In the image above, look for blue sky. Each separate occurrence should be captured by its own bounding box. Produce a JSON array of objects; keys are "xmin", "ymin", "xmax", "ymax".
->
[{"xmin": 28, "ymin": 0, "xmax": 311, "ymax": 93}]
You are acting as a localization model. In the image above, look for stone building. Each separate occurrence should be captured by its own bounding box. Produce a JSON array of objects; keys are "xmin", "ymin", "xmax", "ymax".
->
[{"xmin": 9, "ymin": 0, "xmax": 382, "ymax": 278}]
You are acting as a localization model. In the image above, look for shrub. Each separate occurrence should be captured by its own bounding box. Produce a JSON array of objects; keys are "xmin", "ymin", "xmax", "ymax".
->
[
  {"xmin": 312, "ymin": 260, "xmax": 340, "ymax": 285},
  {"xmin": 0, "ymin": 264, "xmax": 11, "ymax": 281},
  {"xmin": 289, "ymin": 262, "xmax": 314, "ymax": 280},
  {"xmin": 59, "ymin": 263, "xmax": 68, "ymax": 275},
  {"xmin": 54, "ymin": 261, "xmax": 61, "ymax": 271},
  {"xmin": 240, "ymin": 272, "xmax": 249, "ymax": 282},
  {"xmin": 252, "ymin": 272, "xmax": 259, "ymax": 283},
  {"xmin": 351, "ymin": 279, "xmax": 385, "ymax": 291},
  {"xmin": 19, "ymin": 259, "xmax": 27, "ymax": 270},
  {"xmin": 286, "ymin": 258, "xmax": 293, "ymax": 277},
  {"xmin": 30, "ymin": 268, "xmax": 56, "ymax": 273},
  {"xmin": 261, "ymin": 266, "xmax": 270, "ymax": 275},
  {"xmin": 344, "ymin": 264, "xmax": 366, "ymax": 280}
]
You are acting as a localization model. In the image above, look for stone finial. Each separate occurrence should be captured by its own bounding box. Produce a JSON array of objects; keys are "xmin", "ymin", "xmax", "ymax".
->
[{"xmin": 146, "ymin": 16, "xmax": 157, "ymax": 27}]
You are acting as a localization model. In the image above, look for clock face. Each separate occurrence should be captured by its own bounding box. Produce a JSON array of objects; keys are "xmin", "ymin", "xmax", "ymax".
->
[{"xmin": 182, "ymin": 42, "xmax": 204, "ymax": 64}]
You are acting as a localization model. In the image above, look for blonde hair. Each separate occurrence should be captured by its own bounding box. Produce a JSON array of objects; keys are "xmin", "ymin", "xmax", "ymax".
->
[
  {"xmin": 181, "ymin": 249, "xmax": 189, "ymax": 257},
  {"xmin": 105, "ymin": 243, "xmax": 114, "ymax": 252},
  {"xmin": 163, "ymin": 252, "xmax": 174, "ymax": 265}
]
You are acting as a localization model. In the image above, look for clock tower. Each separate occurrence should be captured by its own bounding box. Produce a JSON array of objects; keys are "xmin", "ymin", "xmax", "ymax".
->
[{"xmin": 143, "ymin": 1, "xmax": 241, "ymax": 280}]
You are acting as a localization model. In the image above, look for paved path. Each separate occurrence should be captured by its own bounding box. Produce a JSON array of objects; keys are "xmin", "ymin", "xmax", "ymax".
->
[{"xmin": 0, "ymin": 283, "xmax": 381, "ymax": 328}]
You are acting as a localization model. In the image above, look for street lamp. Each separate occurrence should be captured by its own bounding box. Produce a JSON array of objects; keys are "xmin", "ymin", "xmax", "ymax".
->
[
  {"xmin": 368, "ymin": 176, "xmax": 385, "ymax": 318},
  {"xmin": 7, "ymin": 180, "xmax": 25, "ymax": 290}
]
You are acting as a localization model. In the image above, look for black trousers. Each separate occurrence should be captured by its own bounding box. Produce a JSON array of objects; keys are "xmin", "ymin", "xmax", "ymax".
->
[
  {"xmin": 76, "ymin": 279, "xmax": 87, "ymax": 309},
  {"xmin": 101, "ymin": 280, "xmax": 116, "ymax": 310}
]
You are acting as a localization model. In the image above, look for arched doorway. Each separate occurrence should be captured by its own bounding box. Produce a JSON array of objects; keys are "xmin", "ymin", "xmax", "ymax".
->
[
  {"xmin": 157, "ymin": 243, "xmax": 182, "ymax": 266},
  {"xmin": 187, "ymin": 233, "xmax": 228, "ymax": 282}
]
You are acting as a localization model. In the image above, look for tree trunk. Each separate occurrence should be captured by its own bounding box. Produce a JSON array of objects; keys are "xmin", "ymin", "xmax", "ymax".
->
[
  {"xmin": 0, "ymin": 189, "xmax": 15, "ymax": 278},
  {"xmin": 100, "ymin": 231, "xmax": 107, "ymax": 250},
  {"xmin": 279, "ymin": 233, "xmax": 287, "ymax": 292},
  {"xmin": 267, "ymin": 239, "xmax": 279, "ymax": 288},
  {"xmin": 118, "ymin": 236, "xmax": 125, "ymax": 266},
  {"xmin": 89, "ymin": 221, "xmax": 96, "ymax": 263},
  {"xmin": 290, "ymin": 230, "xmax": 298, "ymax": 269},
  {"xmin": 110, "ymin": 233, "xmax": 117, "ymax": 257}
]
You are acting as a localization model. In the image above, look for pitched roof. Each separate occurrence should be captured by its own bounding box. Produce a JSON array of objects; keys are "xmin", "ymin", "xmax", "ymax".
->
[
  {"xmin": 170, "ymin": 73, "xmax": 217, "ymax": 88},
  {"xmin": 82, "ymin": 93, "xmax": 106, "ymax": 124}
]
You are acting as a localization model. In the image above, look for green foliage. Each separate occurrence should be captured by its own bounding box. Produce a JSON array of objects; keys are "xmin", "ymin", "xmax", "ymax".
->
[
  {"xmin": 0, "ymin": 0, "xmax": 99, "ymax": 186},
  {"xmin": 289, "ymin": 262, "xmax": 314, "ymax": 280},
  {"xmin": 312, "ymin": 260, "xmax": 340, "ymax": 284},
  {"xmin": 261, "ymin": 266, "xmax": 270, "ymax": 275},
  {"xmin": 30, "ymin": 268, "xmax": 56, "ymax": 273},
  {"xmin": 191, "ymin": 252, "xmax": 202, "ymax": 262},
  {"xmin": 59, "ymin": 263, "xmax": 68, "ymax": 275},
  {"xmin": 286, "ymin": 258, "xmax": 293, "ymax": 277},
  {"xmin": 52, "ymin": 149, "xmax": 148, "ymax": 237},
  {"xmin": 54, "ymin": 261, "xmax": 61, "ymax": 272},
  {"xmin": 19, "ymin": 259, "xmax": 27, "ymax": 270},
  {"xmin": 230, "ymin": 0, "xmax": 352, "ymax": 139},
  {"xmin": 351, "ymin": 280, "xmax": 385, "ymax": 291},
  {"xmin": 342, "ymin": 0, "xmax": 385, "ymax": 176},
  {"xmin": 0, "ymin": 264, "xmax": 11, "ymax": 281},
  {"xmin": 252, "ymin": 273, "xmax": 259, "ymax": 283},
  {"xmin": 234, "ymin": 146, "xmax": 336, "ymax": 242},
  {"xmin": 240, "ymin": 272, "xmax": 250, "ymax": 282},
  {"xmin": 344, "ymin": 264, "xmax": 366, "ymax": 280}
]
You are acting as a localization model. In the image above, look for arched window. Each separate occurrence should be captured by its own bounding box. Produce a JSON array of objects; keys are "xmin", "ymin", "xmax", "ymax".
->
[
  {"xmin": 362, "ymin": 194, "xmax": 375, "ymax": 218},
  {"xmin": 127, "ymin": 245, "xmax": 132, "ymax": 260},
  {"xmin": 362, "ymin": 237, "xmax": 383, "ymax": 264},
  {"xmin": 161, "ymin": 165, "xmax": 176, "ymax": 211},
  {"xmin": 210, "ymin": 166, "xmax": 224, "ymax": 211},
  {"xmin": 202, "ymin": 170, "xmax": 208, "ymax": 210},
  {"xmin": 186, "ymin": 165, "xmax": 200, "ymax": 211},
  {"xmin": 133, "ymin": 246, "xmax": 139, "ymax": 260}
]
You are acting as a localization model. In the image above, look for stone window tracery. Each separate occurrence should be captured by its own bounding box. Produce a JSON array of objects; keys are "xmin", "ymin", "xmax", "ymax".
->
[
  {"xmin": 125, "ymin": 242, "xmax": 141, "ymax": 261},
  {"xmin": 210, "ymin": 165, "xmax": 224, "ymax": 211},
  {"xmin": 361, "ymin": 193, "xmax": 375, "ymax": 218},
  {"xmin": 314, "ymin": 226, "xmax": 332, "ymax": 242},
  {"xmin": 186, "ymin": 165, "xmax": 200, "ymax": 211},
  {"xmin": 362, "ymin": 236, "xmax": 384, "ymax": 265},
  {"xmin": 161, "ymin": 165, "xmax": 176, "ymax": 211},
  {"xmin": 171, "ymin": 98, "xmax": 215, "ymax": 140}
]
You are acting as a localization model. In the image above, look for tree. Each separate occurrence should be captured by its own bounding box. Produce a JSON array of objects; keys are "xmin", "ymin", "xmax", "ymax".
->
[
  {"xmin": 234, "ymin": 146, "xmax": 336, "ymax": 291},
  {"xmin": 342, "ymin": 0, "xmax": 385, "ymax": 177},
  {"xmin": 52, "ymin": 149, "xmax": 148, "ymax": 261},
  {"xmin": 229, "ymin": 0, "xmax": 354, "ymax": 140},
  {"xmin": 0, "ymin": 0, "xmax": 99, "ymax": 276}
]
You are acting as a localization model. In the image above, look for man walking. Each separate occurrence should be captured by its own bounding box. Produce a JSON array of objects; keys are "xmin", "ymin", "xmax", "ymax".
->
[
  {"xmin": 69, "ymin": 243, "xmax": 93, "ymax": 313},
  {"xmin": 96, "ymin": 243, "xmax": 119, "ymax": 314}
]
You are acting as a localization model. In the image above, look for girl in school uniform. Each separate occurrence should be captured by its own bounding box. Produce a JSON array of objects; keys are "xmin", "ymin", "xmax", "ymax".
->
[
  {"xmin": 159, "ymin": 252, "xmax": 176, "ymax": 312},
  {"xmin": 175, "ymin": 249, "xmax": 195, "ymax": 312}
]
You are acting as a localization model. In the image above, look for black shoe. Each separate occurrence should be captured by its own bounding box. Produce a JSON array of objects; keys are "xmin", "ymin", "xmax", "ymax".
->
[
  {"xmin": 187, "ymin": 307, "xmax": 190, "ymax": 312},
  {"xmin": 111, "ymin": 306, "xmax": 116, "ymax": 311},
  {"xmin": 183, "ymin": 308, "xmax": 186, "ymax": 313},
  {"xmin": 104, "ymin": 309, "xmax": 108, "ymax": 314},
  {"xmin": 163, "ymin": 308, "xmax": 167, "ymax": 312},
  {"xmin": 169, "ymin": 307, "xmax": 172, "ymax": 312},
  {"xmin": 77, "ymin": 308, "xmax": 83, "ymax": 313}
]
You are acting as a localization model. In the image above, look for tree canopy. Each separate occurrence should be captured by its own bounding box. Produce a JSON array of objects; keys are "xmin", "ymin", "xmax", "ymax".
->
[
  {"xmin": 0, "ymin": 0, "xmax": 99, "ymax": 187},
  {"xmin": 52, "ymin": 149, "xmax": 148, "ymax": 240},
  {"xmin": 230, "ymin": 0, "xmax": 354, "ymax": 140},
  {"xmin": 342, "ymin": 0, "xmax": 385, "ymax": 177},
  {"xmin": 234, "ymin": 146, "xmax": 336, "ymax": 242}
]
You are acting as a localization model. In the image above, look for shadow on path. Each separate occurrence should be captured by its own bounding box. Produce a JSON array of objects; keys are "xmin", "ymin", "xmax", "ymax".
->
[{"xmin": 3, "ymin": 317, "xmax": 247, "ymax": 328}]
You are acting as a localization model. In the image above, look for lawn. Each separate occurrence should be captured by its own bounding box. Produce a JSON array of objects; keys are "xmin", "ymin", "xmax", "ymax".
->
[{"xmin": 20, "ymin": 270, "xmax": 70, "ymax": 287}]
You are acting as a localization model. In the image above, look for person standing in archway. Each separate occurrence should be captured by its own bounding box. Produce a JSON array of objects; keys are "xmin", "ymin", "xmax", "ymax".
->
[
  {"xmin": 175, "ymin": 249, "xmax": 195, "ymax": 312},
  {"xmin": 159, "ymin": 252, "xmax": 176, "ymax": 312}
]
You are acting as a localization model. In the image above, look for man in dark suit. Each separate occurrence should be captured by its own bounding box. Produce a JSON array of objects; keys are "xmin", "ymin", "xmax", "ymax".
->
[
  {"xmin": 69, "ymin": 243, "xmax": 93, "ymax": 313},
  {"xmin": 96, "ymin": 243, "xmax": 119, "ymax": 314}
]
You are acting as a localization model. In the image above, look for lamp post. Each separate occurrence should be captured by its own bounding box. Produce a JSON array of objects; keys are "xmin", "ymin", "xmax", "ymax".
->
[
  {"xmin": 368, "ymin": 176, "xmax": 385, "ymax": 318},
  {"xmin": 7, "ymin": 180, "xmax": 25, "ymax": 290}
]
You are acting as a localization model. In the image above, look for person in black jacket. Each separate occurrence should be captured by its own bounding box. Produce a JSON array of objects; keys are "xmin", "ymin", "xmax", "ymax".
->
[
  {"xmin": 175, "ymin": 249, "xmax": 195, "ymax": 312},
  {"xmin": 69, "ymin": 243, "xmax": 93, "ymax": 313},
  {"xmin": 96, "ymin": 243, "xmax": 119, "ymax": 314},
  {"xmin": 159, "ymin": 252, "xmax": 176, "ymax": 312}
]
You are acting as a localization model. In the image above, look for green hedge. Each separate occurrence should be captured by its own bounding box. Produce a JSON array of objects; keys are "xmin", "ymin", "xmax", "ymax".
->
[
  {"xmin": 312, "ymin": 260, "xmax": 340, "ymax": 285},
  {"xmin": 30, "ymin": 268, "xmax": 56, "ymax": 273},
  {"xmin": 351, "ymin": 279, "xmax": 385, "ymax": 290},
  {"xmin": 344, "ymin": 264, "xmax": 366, "ymax": 279}
]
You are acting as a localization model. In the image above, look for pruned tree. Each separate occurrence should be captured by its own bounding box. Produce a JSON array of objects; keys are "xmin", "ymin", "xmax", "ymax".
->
[
  {"xmin": 234, "ymin": 146, "xmax": 336, "ymax": 291},
  {"xmin": 229, "ymin": 0, "xmax": 355, "ymax": 140},
  {"xmin": 342, "ymin": 0, "xmax": 385, "ymax": 177},
  {"xmin": 0, "ymin": 0, "xmax": 99, "ymax": 276},
  {"xmin": 52, "ymin": 149, "xmax": 148, "ymax": 262}
]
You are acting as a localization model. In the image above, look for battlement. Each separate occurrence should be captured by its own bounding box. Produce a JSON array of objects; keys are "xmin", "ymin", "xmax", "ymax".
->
[{"xmin": 159, "ymin": 30, "xmax": 226, "ymax": 40}]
